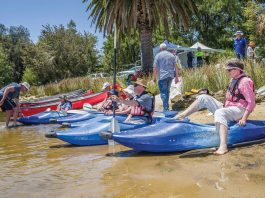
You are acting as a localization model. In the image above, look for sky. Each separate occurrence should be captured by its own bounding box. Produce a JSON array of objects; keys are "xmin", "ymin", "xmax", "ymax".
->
[{"xmin": 0, "ymin": 0, "xmax": 105, "ymax": 50}]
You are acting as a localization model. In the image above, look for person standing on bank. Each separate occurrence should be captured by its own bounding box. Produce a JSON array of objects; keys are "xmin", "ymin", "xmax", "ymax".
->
[
  {"xmin": 0, "ymin": 82, "xmax": 30, "ymax": 127},
  {"xmin": 173, "ymin": 59, "xmax": 255, "ymax": 155},
  {"xmin": 233, "ymin": 30, "xmax": 247, "ymax": 60},
  {"xmin": 187, "ymin": 51, "xmax": 194, "ymax": 68},
  {"xmin": 153, "ymin": 43, "xmax": 178, "ymax": 111},
  {"xmin": 195, "ymin": 47, "xmax": 204, "ymax": 67}
]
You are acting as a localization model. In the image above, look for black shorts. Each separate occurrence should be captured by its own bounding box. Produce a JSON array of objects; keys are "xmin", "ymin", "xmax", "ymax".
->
[{"xmin": 0, "ymin": 95, "xmax": 17, "ymax": 112}]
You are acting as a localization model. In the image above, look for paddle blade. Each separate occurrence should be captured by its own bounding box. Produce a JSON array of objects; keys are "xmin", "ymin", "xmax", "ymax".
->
[
  {"xmin": 111, "ymin": 117, "xmax": 120, "ymax": 133},
  {"xmin": 108, "ymin": 117, "xmax": 120, "ymax": 146}
]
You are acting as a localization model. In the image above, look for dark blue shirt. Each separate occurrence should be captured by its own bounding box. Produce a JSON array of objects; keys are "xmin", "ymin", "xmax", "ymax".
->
[
  {"xmin": 234, "ymin": 37, "xmax": 247, "ymax": 56},
  {"xmin": 0, "ymin": 83, "xmax": 21, "ymax": 99}
]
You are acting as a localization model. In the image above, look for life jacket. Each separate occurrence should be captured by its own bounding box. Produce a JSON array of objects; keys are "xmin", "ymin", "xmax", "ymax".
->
[
  {"xmin": 130, "ymin": 92, "xmax": 155, "ymax": 122},
  {"xmin": 226, "ymin": 75, "xmax": 254, "ymax": 102}
]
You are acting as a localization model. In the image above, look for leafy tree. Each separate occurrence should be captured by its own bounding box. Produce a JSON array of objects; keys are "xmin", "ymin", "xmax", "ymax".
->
[
  {"xmin": 0, "ymin": 24, "xmax": 31, "ymax": 83},
  {"xmin": 243, "ymin": 1, "xmax": 265, "ymax": 57},
  {"xmin": 0, "ymin": 44, "xmax": 14, "ymax": 87},
  {"xmin": 83, "ymin": 0, "xmax": 196, "ymax": 74},
  {"xmin": 101, "ymin": 34, "xmax": 141, "ymax": 72},
  {"xmin": 22, "ymin": 21, "xmax": 98, "ymax": 84}
]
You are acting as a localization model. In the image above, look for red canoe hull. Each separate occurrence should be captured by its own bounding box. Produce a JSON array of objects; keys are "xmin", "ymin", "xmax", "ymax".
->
[{"xmin": 21, "ymin": 92, "xmax": 107, "ymax": 116}]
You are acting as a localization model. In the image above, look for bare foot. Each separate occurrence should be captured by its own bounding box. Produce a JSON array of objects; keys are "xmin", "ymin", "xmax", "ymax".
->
[{"xmin": 213, "ymin": 148, "xmax": 228, "ymax": 155}]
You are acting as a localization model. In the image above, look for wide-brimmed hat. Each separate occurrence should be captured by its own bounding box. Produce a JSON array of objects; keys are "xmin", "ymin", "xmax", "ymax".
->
[
  {"xmin": 102, "ymin": 82, "xmax": 110, "ymax": 90},
  {"xmin": 123, "ymin": 85, "xmax": 136, "ymax": 97},
  {"xmin": 224, "ymin": 59, "xmax": 244, "ymax": 71},
  {"xmin": 234, "ymin": 30, "xmax": 243, "ymax": 36},
  {"xmin": 21, "ymin": 82, "xmax": 30, "ymax": 90},
  {"xmin": 134, "ymin": 78, "xmax": 148, "ymax": 88}
]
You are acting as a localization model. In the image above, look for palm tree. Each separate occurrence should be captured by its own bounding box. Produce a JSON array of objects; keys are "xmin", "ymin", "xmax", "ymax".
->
[{"xmin": 83, "ymin": 0, "xmax": 196, "ymax": 74}]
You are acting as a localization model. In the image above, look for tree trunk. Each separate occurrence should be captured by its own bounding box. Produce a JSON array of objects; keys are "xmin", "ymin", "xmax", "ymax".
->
[{"xmin": 140, "ymin": 28, "xmax": 153, "ymax": 75}]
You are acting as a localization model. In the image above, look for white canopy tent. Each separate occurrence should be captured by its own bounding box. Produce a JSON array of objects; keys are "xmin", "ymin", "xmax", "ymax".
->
[
  {"xmin": 153, "ymin": 41, "xmax": 224, "ymax": 67},
  {"xmin": 178, "ymin": 42, "xmax": 225, "ymax": 67},
  {"xmin": 190, "ymin": 42, "xmax": 225, "ymax": 53}
]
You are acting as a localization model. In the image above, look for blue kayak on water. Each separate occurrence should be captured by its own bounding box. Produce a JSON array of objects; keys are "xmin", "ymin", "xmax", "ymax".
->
[
  {"xmin": 60, "ymin": 110, "xmax": 178, "ymax": 128},
  {"xmin": 111, "ymin": 119, "xmax": 265, "ymax": 152},
  {"xmin": 17, "ymin": 110, "xmax": 91, "ymax": 125},
  {"xmin": 46, "ymin": 111, "xmax": 178, "ymax": 146}
]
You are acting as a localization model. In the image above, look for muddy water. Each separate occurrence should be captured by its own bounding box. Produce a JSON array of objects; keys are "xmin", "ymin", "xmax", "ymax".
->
[{"xmin": 0, "ymin": 115, "xmax": 265, "ymax": 198}]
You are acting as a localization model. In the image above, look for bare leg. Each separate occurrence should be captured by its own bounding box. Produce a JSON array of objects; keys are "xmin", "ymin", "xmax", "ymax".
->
[
  {"xmin": 5, "ymin": 110, "xmax": 13, "ymax": 127},
  {"xmin": 12, "ymin": 107, "xmax": 19, "ymax": 126},
  {"xmin": 214, "ymin": 123, "xmax": 228, "ymax": 155},
  {"xmin": 173, "ymin": 100, "xmax": 200, "ymax": 119}
]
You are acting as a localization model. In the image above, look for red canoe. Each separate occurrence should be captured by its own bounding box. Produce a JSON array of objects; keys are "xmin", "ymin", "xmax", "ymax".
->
[
  {"xmin": 20, "ymin": 92, "xmax": 107, "ymax": 116},
  {"xmin": 20, "ymin": 89, "xmax": 93, "ymax": 107}
]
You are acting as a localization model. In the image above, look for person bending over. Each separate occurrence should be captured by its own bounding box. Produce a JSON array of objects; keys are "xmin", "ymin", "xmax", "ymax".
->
[{"xmin": 0, "ymin": 82, "xmax": 30, "ymax": 127}]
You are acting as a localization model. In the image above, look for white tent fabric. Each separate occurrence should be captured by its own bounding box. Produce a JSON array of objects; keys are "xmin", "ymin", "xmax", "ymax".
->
[{"xmin": 190, "ymin": 42, "xmax": 225, "ymax": 53}]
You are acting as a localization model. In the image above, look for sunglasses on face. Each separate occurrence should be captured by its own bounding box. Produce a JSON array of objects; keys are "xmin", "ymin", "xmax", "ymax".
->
[
  {"xmin": 227, "ymin": 69, "xmax": 235, "ymax": 72},
  {"xmin": 134, "ymin": 84, "xmax": 140, "ymax": 87}
]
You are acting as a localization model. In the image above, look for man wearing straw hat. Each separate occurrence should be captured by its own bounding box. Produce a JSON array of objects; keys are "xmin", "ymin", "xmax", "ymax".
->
[
  {"xmin": 0, "ymin": 82, "xmax": 30, "ymax": 127},
  {"xmin": 111, "ymin": 78, "xmax": 154, "ymax": 124},
  {"xmin": 173, "ymin": 59, "xmax": 255, "ymax": 155}
]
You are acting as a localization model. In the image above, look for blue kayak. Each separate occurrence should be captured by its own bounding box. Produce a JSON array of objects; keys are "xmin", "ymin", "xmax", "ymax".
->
[
  {"xmin": 47, "ymin": 116, "xmax": 158, "ymax": 146},
  {"xmin": 17, "ymin": 111, "xmax": 70, "ymax": 125},
  {"xmin": 17, "ymin": 110, "xmax": 90, "ymax": 125},
  {"xmin": 111, "ymin": 119, "xmax": 265, "ymax": 152},
  {"xmin": 60, "ymin": 111, "xmax": 178, "ymax": 128},
  {"xmin": 46, "ymin": 111, "xmax": 178, "ymax": 146},
  {"xmin": 54, "ymin": 110, "xmax": 105, "ymax": 124}
]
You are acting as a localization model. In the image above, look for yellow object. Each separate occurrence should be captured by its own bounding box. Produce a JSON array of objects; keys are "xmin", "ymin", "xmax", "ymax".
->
[{"xmin": 191, "ymin": 89, "xmax": 199, "ymax": 93}]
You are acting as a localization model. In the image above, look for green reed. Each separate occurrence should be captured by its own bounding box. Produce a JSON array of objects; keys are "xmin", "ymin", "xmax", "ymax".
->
[{"xmin": 26, "ymin": 60, "xmax": 265, "ymax": 98}]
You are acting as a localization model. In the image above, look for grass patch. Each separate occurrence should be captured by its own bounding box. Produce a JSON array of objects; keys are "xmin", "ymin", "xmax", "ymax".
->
[{"xmin": 25, "ymin": 59, "xmax": 265, "ymax": 98}]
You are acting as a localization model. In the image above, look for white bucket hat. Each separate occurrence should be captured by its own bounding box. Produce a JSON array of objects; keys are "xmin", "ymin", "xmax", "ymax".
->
[
  {"xmin": 234, "ymin": 30, "xmax": 243, "ymax": 36},
  {"xmin": 21, "ymin": 82, "xmax": 30, "ymax": 90},
  {"xmin": 123, "ymin": 85, "xmax": 135, "ymax": 97},
  {"xmin": 102, "ymin": 82, "xmax": 110, "ymax": 90}
]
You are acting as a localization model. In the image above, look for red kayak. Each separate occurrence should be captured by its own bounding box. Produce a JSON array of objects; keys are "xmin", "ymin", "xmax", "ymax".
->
[
  {"xmin": 20, "ymin": 89, "xmax": 93, "ymax": 107},
  {"xmin": 21, "ymin": 92, "xmax": 107, "ymax": 116}
]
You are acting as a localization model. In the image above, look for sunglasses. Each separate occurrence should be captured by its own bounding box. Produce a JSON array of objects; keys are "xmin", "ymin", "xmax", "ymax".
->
[{"xmin": 134, "ymin": 84, "xmax": 140, "ymax": 87}]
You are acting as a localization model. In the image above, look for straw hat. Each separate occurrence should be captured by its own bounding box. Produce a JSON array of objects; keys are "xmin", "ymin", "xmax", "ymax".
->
[{"xmin": 134, "ymin": 78, "xmax": 148, "ymax": 88}]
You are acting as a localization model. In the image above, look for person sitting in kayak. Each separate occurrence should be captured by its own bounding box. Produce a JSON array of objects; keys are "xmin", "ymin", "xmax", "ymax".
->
[
  {"xmin": 0, "ymin": 82, "xmax": 30, "ymax": 127},
  {"xmin": 57, "ymin": 95, "xmax": 72, "ymax": 111},
  {"xmin": 111, "ymin": 78, "xmax": 155, "ymax": 124},
  {"xmin": 173, "ymin": 59, "xmax": 256, "ymax": 155},
  {"xmin": 98, "ymin": 89, "xmax": 122, "ymax": 114},
  {"xmin": 106, "ymin": 85, "xmax": 136, "ymax": 115}
]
